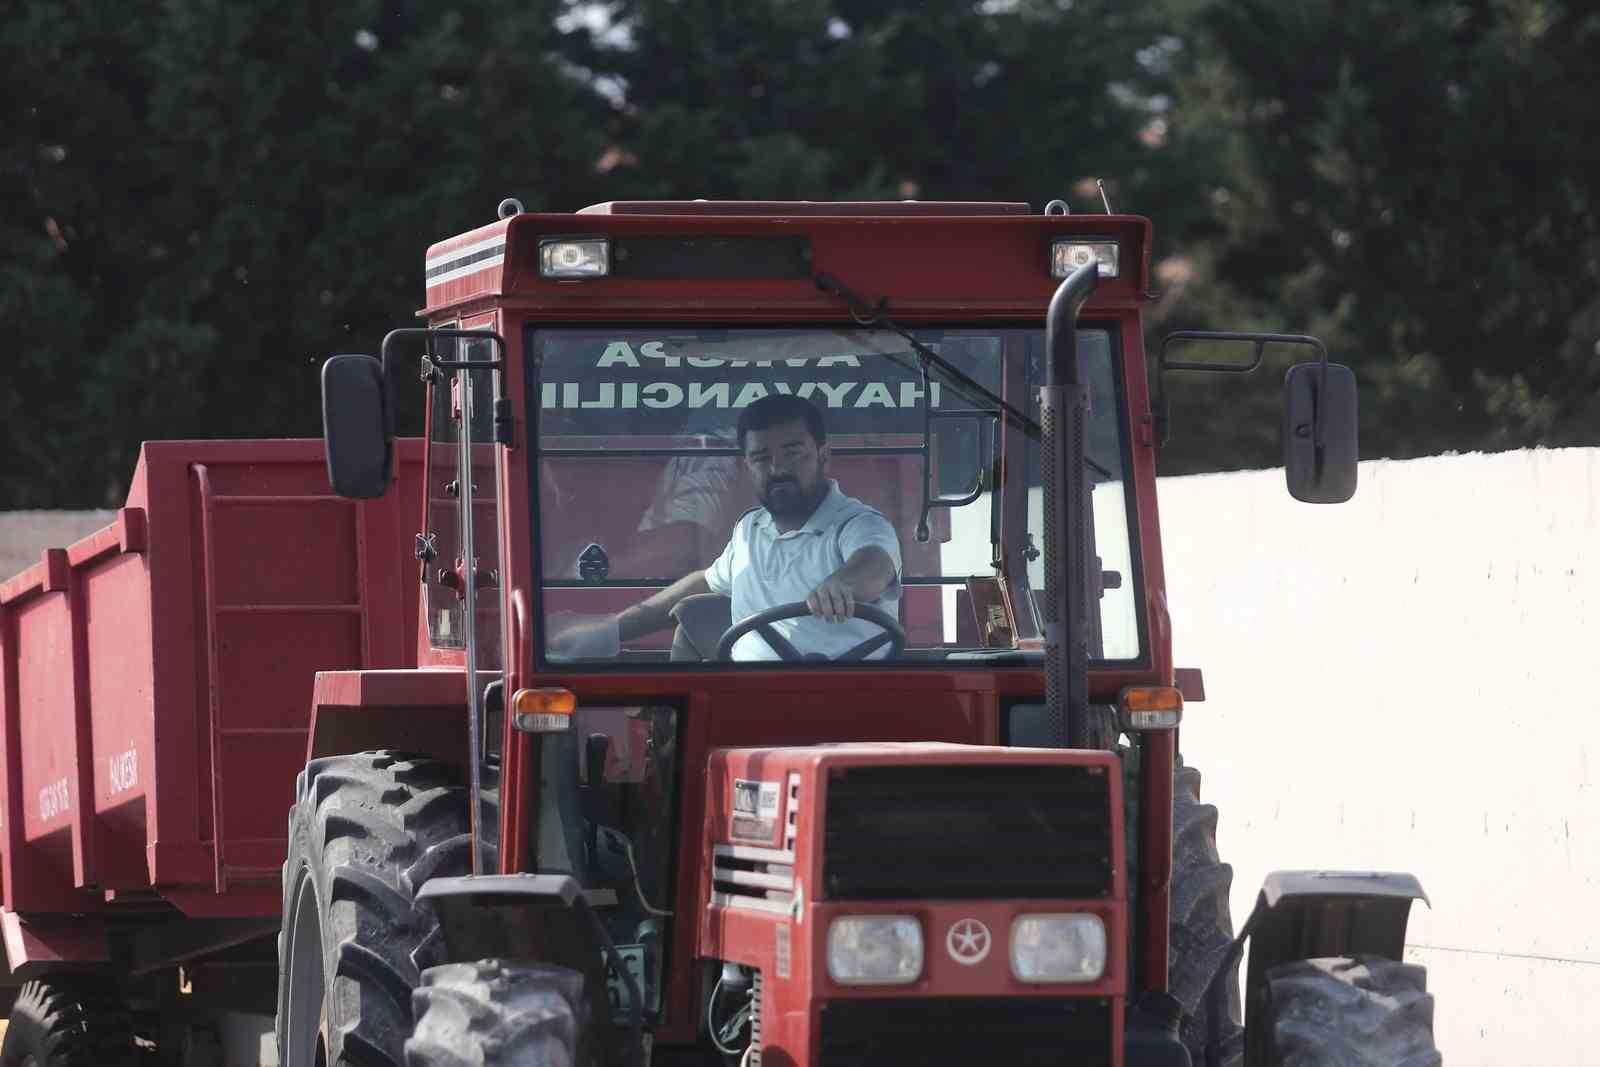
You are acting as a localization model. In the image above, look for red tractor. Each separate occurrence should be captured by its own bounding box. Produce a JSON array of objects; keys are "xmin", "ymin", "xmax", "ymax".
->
[{"xmin": 0, "ymin": 200, "xmax": 1439, "ymax": 1067}]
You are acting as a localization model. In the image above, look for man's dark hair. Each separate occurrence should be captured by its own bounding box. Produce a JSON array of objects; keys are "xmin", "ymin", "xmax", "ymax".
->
[{"xmin": 736, "ymin": 393, "xmax": 826, "ymax": 450}]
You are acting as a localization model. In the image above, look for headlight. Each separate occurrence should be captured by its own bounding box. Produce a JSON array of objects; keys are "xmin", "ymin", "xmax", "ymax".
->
[
  {"xmin": 539, "ymin": 237, "xmax": 609, "ymax": 278},
  {"xmin": 826, "ymin": 915, "xmax": 923, "ymax": 985},
  {"xmin": 1051, "ymin": 239, "xmax": 1119, "ymax": 279},
  {"xmin": 1010, "ymin": 914, "xmax": 1107, "ymax": 983}
]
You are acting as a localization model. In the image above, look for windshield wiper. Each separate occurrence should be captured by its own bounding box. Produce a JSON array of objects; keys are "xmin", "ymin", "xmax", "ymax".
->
[{"xmin": 813, "ymin": 273, "xmax": 1113, "ymax": 481}]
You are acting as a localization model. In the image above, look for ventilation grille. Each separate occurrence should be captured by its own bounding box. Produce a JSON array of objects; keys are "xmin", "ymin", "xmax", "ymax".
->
[
  {"xmin": 823, "ymin": 763, "xmax": 1112, "ymax": 900},
  {"xmin": 820, "ymin": 997, "xmax": 1111, "ymax": 1065},
  {"xmin": 711, "ymin": 844, "xmax": 795, "ymax": 915}
]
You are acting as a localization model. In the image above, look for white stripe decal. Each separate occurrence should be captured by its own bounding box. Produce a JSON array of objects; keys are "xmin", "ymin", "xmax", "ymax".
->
[
  {"xmin": 425, "ymin": 234, "xmax": 507, "ymax": 273},
  {"xmin": 426, "ymin": 252, "xmax": 505, "ymax": 288}
]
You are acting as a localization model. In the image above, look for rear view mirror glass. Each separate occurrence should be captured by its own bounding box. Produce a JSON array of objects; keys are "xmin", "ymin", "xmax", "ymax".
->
[
  {"xmin": 931, "ymin": 414, "xmax": 990, "ymax": 503},
  {"xmin": 322, "ymin": 354, "xmax": 392, "ymax": 498},
  {"xmin": 1282, "ymin": 361, "xmax": 1358, "ymax": 503}
]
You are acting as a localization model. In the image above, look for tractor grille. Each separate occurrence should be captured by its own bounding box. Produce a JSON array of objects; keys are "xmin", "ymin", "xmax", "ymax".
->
[
  {"xmin": 819, "ymin": 997, "xmax": 1111, "ymax": 1065},
  {"xmin": 822, "ymin": 764, "xmax": 1112, "ymax": 900}
]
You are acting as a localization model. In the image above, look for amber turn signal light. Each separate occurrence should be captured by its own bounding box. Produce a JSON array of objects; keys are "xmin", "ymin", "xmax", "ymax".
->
[
  {"xmin": 511, "ymin": 687, "xmax": 577, "ymax": 733},
  {"xmin": 1117, "ymin": 686, "xmax": 1183, "ymax": 731}
]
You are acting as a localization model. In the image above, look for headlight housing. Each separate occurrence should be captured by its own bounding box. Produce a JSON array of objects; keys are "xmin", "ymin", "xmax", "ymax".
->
[
  {"xmin": 539, "ymin": 236, "xmax": 610, "ymax": 278},
  {"xmin": 1051, "ymin": 238, "xmax": 1119, "ymax": 279},
  {"xmin": 1010, "ymin": 913, "xmax": 1107, "ymax": 983},
  {"xmin": 826, "ymin": 915, "xmax": 923, "ymax": 985}
]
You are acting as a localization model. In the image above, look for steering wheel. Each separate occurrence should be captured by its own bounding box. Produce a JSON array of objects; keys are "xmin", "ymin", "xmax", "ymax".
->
[{"xmin": 715, "ymin": 601, "xmax": 907, "ymax": 662}]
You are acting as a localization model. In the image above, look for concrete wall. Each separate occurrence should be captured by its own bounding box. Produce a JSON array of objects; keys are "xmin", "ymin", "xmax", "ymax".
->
[
  {"xmin": 1161, "ymin": 447, "xmax": 1599, "ymax": 1065},
  {"xmin": 0, "ymin": 510, "xmax": 116, "ymax": 579}
]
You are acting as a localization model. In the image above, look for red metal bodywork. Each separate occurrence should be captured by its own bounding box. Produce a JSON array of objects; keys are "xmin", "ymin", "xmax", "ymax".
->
[
  {"xmin": 702, "ymin": 744, "xmax": 1127, "ymax": 1067},
  {"xmin": 0, "ymin": 441, "xmax": 425, "ymax": 934}
]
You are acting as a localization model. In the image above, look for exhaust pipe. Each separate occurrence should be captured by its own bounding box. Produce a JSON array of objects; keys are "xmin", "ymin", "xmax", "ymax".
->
[{"xmin": 1039, "ymin": 262, "xmax": 1098, "ymax": 748}]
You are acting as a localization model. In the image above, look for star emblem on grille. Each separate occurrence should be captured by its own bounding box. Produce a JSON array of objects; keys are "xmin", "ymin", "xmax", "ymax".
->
[{"xmin": 946, "ymin": 918, "xmax": 992, "ymax": 965}]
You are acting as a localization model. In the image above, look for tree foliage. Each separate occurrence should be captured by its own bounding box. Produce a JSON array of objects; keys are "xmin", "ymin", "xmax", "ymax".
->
[
  {"xmin": 1155, "ymin": 0, "xmax": 1600, "ymax": 472},
  {"xmin": 2, "ymin": 0, "xmax": 1596, "ymax": 505}
]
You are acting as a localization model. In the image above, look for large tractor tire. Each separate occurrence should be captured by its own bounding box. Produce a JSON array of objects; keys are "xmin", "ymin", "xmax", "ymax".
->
[
  {"xmin": 1261, "ymin": 956, "xmax": 1441, "ymax": 1066},
  {"xmin": 1169, "ymin": 762, "xmax": 1244, "ymax": 1067},
  {"xmin": 0, "ymin": 977, "xmax": 136, "ymax": 1065},
  {"xmin": 277, "ymin": 752, "xmax": 471, "ymax": 1067},
  {"xmin": 405, "ymin": 960, "xmax": 587, "ymax": 1067}
]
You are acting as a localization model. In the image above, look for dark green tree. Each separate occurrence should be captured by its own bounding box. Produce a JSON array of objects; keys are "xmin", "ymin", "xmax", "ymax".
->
[
  {"xmin": 1156, "ymin": 0, "xmax": 1600, "ymax": 472},
  {"xmin": 1, "ymin": 0, "xmax": 614, "ymax": 506},
  {"xmin": 571, "ymin": 0, "xmax": 1193, "ymax": 215}
]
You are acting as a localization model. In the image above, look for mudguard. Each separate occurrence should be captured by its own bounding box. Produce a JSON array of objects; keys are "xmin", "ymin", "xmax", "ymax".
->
[
  {"xmin": 1236, "ymin": 871, "xmax": 1428, "ymax": 1067},
  {"xmin": 417, "ymin": 874, "xmax": 644, "ymax": 1067}
]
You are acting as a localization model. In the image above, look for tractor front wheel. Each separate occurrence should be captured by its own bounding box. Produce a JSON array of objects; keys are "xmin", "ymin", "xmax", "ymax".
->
[
  {"xmin": 1260, "ymin": 955, "xmax": 1440, "ymax": 1066},
  {"xmin": 405, "ymin": 960, "xmax": 587, "ymax": 1067}
]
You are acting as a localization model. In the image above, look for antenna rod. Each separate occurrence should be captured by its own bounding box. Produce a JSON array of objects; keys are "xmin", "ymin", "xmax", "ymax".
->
[{"xmin": 1097, "ymin": 179, "xmax": 1113, "ymax": 214}]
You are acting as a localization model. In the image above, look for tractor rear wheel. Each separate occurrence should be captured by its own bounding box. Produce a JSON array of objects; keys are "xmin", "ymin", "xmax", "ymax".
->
[
  {"xmin": 404, "ymin": 960, "xmax": 587, "ymax": 1067},
  {"xmin": 276, "ymin": 751, "xmax": 471, "ymax": 1067},
  {"xmin": 0, "ymin": 977, "xmax": 136, "ymax": 1065},
  {"xmin": 1169, "ymin": 762, "xmax": 1244, "ymax": 1067},
  {"xmin": 1261, "ymin": 956, "xmax": 1441, "ymax": 1066}
]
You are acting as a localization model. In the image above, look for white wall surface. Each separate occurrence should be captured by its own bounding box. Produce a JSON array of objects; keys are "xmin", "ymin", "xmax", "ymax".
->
[
  {"xmin": 1160, "ymin": 448, "xmax": 1600, "ymax": 1065},
  {"xmin": 0, "ymin": 509, "xmax": 116, "ymax": 580}
]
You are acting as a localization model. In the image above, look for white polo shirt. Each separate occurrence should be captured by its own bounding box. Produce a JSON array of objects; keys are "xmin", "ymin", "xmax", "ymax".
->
[{"xmin": 704, "ymin": 481, "xmax": 903, "ymax": 661}]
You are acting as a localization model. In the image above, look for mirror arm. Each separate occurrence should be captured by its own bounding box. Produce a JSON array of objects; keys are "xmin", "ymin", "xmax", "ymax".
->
[
  {"xmin": 379, "ymin": 326, "xmax": 510, "ymax": 444},
  {"xmin": 1156, "ymin": 330, "xmax": 1330, "ymax": 448},
  {"xmin": 915, "ymin": 355, "xmax": 934, "ymax": 543}
]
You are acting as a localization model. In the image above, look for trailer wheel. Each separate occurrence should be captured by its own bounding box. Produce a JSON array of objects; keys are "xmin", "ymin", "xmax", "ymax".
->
[
  {"xmin": 276, "ymin": 752, "xmax": 471, "ymax": 1067},
  {"xmin": 1262, "ymin": 956, "xmax": 1441, "ymax": 1066},
  {"xmin": 1169, "ymin": 762, "xmax": 1244, "ymax": 1067},
  {"xmin": 0, "ymin": 977, "xmax": 136, "ymax": 1065},
  {"xmin": 404, "ymin": 960, "xmax": 587, "ymax": 1067}
]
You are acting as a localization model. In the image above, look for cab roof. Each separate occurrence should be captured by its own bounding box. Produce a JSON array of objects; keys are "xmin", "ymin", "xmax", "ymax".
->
[{"xmin": 421, "ymin": 204, "xmax": 1152, "ymax": 319}]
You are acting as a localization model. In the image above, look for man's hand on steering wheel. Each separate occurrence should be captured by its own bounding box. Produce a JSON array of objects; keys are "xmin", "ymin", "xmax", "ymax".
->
[{"xmin": 806, "ymin": 575, "xmax": 856, "ymax": 622}]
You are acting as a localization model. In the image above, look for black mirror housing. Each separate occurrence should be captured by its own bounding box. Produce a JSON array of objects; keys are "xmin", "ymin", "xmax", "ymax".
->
[
  {"xmin": 1282, "ymin": 361, "xmax": 1358, "ymax": 503},
  {"xmin": 321, "ymin": 354, "xmax": 392, "ymax": 498}
]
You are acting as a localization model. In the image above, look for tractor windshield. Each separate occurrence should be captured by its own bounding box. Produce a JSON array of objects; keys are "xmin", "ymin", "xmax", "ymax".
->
[{"xmin": 528, "ymin": 325, "xmax": 1142, "ymax": 666}]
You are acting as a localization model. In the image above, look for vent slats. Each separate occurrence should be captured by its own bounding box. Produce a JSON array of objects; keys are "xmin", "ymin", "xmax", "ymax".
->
[
  {"xmin": 824, "ymin": 764, "xmax": 1112, "ymax": 901},
  {"xmin": 821, "ymin": 997, "xmax": 1111, "ymax": 1065}
]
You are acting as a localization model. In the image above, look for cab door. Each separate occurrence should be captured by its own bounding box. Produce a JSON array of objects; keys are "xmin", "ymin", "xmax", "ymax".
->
[{"xmin": 422, "ymin": 322, "xmax": 507, "ymax": 873}]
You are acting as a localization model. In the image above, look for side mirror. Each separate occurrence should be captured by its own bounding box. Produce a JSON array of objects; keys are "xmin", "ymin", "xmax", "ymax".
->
[
  {"xmin": 1282, "ymin": 361, "xmax": 1358, "ymax": 503},
  {"xmin": 321, "ymin": 354, "xmax": 392, "ymax": 498},
  {"xmin": 931, "ymin": 414, "xmax": 990, "ymax": 502}
]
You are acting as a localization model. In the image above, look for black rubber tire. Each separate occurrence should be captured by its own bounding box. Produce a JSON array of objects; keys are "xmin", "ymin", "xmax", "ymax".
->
[
  {"xmin": 1262, "ymin": 956, "xmax": 1441, "ymax": 1067},
  {"xmin": 0, "ymin": 978, "xmax": 136, "ymax": 1065},
  {"xmin": 1169, "ymin": 762, "xmax": 1244, "ymax": 1067},
  {"xmin": 276, "ymin": 751, "xmax": 471, "ymax": 1067},
  {"xmin": 404, "ymin": 960, "xmax": 587, "ymax": 1067}
]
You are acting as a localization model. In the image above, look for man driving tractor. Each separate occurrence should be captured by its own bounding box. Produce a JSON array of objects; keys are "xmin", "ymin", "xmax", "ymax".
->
[{"xmin": 549, "ymin": 393, "xmax": 904, "ymax": 661}]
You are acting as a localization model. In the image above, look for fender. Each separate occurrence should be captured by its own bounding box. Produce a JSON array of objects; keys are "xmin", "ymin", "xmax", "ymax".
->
[
  {"xmin": 418, "ymin": 874, "xmax": 645, "ymax": 1067},
  {"xmin": 1200, "ymin": 870, "xmax": 1428, "ymax": 1067},
  {"xmin": 306, "ymin": 669, "xmax": 469, "ymax": 768}
]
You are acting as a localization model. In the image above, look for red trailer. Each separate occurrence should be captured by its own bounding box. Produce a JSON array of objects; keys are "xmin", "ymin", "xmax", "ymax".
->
[{"xmin": 1, "ymin": 201, "xmax": 1438, "ymax": 1067}]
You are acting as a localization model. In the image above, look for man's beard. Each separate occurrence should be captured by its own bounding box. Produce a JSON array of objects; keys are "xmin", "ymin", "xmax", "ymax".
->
[{"xmin": 761, "ymin": 476, "xmax": 826, "ymax": 522}]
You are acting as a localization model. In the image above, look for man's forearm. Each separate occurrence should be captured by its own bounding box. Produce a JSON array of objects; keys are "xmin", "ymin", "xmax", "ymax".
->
[
  {"xmin": 832, "ymin": 547, "xmax": 897, "ymax": 601},
  {"xmin": 617, "ymin": 569, "xmax": 711, "ymax": 640}
]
